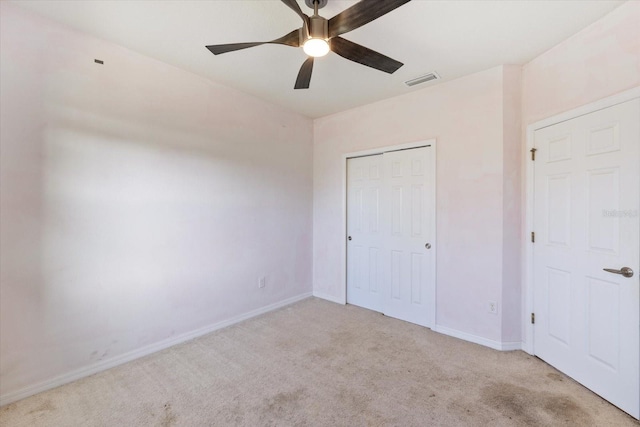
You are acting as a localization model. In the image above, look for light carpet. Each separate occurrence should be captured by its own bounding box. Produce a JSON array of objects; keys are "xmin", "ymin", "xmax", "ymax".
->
[{"xmin": 1, "ymin": 297, "xmax": 638, "ymax": 426}]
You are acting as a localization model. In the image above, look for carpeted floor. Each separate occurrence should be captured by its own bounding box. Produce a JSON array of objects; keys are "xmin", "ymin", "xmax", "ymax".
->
[{"xmin": 1, "ymin": 297, "xmax": 638, "ymax": 426}]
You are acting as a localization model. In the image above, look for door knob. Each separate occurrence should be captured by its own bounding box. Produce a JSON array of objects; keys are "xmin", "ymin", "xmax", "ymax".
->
[
  {"xmin": 603, "ymin": 267, "xmax": 634, "ymax": 278},
  {"xmin": 348, "ymin": 236, "xmax": 352, "ymax": 241},
  {"xmin": 425, "ymin": 243, "xmax": 431, "ymax": 249}
]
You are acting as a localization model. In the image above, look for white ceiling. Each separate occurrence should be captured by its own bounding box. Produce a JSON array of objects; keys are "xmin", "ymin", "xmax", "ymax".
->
[{"xmin": 11, "ymin": 0, "xmax": 625, "ymax": 118}]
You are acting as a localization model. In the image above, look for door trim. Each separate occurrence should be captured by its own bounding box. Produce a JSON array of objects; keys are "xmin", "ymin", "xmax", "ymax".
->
[
  {"xmin": 340, "ymin": 139, "xmax": 437, "ymax": 328},
  {"xmin": 523, "ymin": 86, "xmax": 640, "ymax": 355}
]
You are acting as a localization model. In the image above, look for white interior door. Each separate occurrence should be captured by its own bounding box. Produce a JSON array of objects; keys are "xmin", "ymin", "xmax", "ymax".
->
[
  {"xmin": 533, "ymin": 99, "xmax": 640, "ymax": 418},
  {"xmin": 346, "ymin": 154, "xmax": 384, "ymax": 312},
  {"xmin": 382, "ymin": 147, "xmax": 435, "ymax": 327},
  {"xmin": 347, "ymin": 145, "xmax": 436, "ymax": 328}
]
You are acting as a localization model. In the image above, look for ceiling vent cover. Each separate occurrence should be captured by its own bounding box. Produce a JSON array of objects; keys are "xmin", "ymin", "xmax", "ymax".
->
[{"xmin": 405, "ymin": 72, "xmax": 440, "ymax": 87}]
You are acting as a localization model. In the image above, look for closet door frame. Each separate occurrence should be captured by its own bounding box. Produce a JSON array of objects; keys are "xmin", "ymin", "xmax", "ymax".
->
[{"xmin": 339, "ymin": 139, "xmax": 437, "ymax": 327}]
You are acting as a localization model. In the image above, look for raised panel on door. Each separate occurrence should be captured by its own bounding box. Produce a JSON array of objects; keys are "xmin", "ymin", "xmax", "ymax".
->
[
  {"xmin": 346, "ymin": 155, "xmax": 384, "ymax": 312},
  {"xmin": 382, "ymin": 147, "xmax": 435, "ymax": 327},
  {"xmin": 533, "ymin": 99, "xmax": 640, "ymax": 418}
]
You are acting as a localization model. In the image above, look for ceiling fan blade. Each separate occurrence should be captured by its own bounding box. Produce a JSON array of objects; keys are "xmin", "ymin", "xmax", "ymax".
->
[
  {"xmin": 328, "ymin": 0, "xmax": 412, "ymax": 38},
  {"xmin": 206, "ymin": 29, "xmax": 300, "ymax": 55},
  {"xmin": 281, "ymin": 0, "xmax": 309, "ymax": 26},
  {"xmin": 206, "ymin": 42, "xmax": 264, "ymax": 55},
  {"xmin": 294, "ymin": 57, "xmax": 314, "ymax": 89},
  {"xmin": 331, "ymin": 37, "xmax": 403, "ymax": 74}
]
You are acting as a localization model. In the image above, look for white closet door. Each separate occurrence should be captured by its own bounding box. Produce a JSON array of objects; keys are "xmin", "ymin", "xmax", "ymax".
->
[
  {"xmin": 533, "ymin": 99, "xmax": 640, "ymax": 418},
  {"xmin": 346, "ymin": 146, "xmax": 435, "ymax": 328},
  {"xmin": 346, "ymin": 155, "xmax": 384, "ymax": 312},
  {"xmin": 382, "ymin": 147, "xmax": 435, "ymax": 327}
]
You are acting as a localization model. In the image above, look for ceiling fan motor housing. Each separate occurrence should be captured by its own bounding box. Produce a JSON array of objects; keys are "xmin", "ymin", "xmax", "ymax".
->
[{"xmin": 302, "ymin": 15, "xmax": 329, "ymax": 43}]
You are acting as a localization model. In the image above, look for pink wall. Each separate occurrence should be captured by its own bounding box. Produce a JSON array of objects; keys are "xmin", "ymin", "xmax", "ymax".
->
[
  {"xmin": 501, "ymin": 66, "xmax": 523, "ymax": 343},
  {"xmin": 313, "ymin": 1, "xmax": 640, "ymax": 349},
  {"xmin": 2, "ymin": 0, "xmax": 638, "ymax": 406},
  {"xmin": 523, "ymin": 1, "xmax": 640, "ymax": 127},
  {"xmin": 313, "ymin": 66, "xmax": 517, "ymax": 344},
  {"xmin": 520, "ymin": 0, "xmax": 640, "ymax": 345},
  {"xmin": 0, "ymin": 3, "xmax": 313, "ymax": 402}
]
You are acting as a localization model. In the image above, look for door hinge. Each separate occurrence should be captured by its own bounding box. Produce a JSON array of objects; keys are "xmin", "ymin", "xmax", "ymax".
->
[
  {"xmin": 530, "ymin": 148, "xmax": 537, "ymax": 161},
  {"xmin": 531, "ymin": 313, "xmax": 535, "ymax": 324},
  {"xmin": 531, "ymin": 231, "xmax": 535, "ymax": 243}
]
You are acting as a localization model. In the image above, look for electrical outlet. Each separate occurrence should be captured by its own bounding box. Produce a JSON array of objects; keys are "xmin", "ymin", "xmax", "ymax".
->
[
  {"xmin": 258, "ymin": 277, "xmax": 266, "ymax": 289},
  {"xmin": 488, "ymin": 301, "xmax": 498, "ymax": 314}
]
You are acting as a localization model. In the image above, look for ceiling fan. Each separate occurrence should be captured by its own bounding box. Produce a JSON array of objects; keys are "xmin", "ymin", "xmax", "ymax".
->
[{"xmin": 205, "ymin": 0, "xmax": 412, "ymax": 89}]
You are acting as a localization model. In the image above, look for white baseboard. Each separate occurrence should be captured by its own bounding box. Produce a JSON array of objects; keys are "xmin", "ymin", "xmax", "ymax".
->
[
  {"xmin": 0, "ymin": 292, "xmax": 312, "ymax": 407},
  {"xmin": 310, "ymin": 296, "xmax": 523, "ymax": 351},
  {"xmin": 312, "ymin": 291, "xmax": 345, "ymax": 305},
  {"xmin": 500, "ymin": 341, "xmax": 524, "ymax": 351},
  {"xmin": 434, "ymin": 325, "xmax": 523, "ymax": 351}
]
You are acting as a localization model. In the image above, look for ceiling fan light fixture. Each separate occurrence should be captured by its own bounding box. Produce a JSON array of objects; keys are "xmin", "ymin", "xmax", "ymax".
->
[
  {"xmin": 206, "ymin": 0, "xmax": 413, "ymax": 89},
  {"xmin": 303, "ymin": 38, "xmax": 330, "ymax": 57}
]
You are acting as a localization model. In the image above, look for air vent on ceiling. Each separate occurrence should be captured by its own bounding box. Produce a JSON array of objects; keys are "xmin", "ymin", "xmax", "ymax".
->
[{"xmin": 405, "ymin": 72, "xmax": 440, "ymax": 87}]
